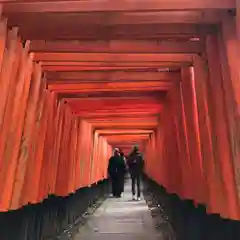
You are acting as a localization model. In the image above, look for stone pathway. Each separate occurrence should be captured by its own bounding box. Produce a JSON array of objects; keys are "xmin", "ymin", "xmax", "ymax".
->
[{"xmin": 74, "ymin": 178, "xmax": 160, "ymax": 240}]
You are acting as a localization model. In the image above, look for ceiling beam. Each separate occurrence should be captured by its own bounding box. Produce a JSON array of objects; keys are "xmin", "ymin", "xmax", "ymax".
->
[
  {"xmin": 73, "ymin": 109, "xmax": 161, "ymax": 117},
  {"xmin": 41, "ymin": 62, "xmax": 189, "ymax": 67},
  {"xmin": 2, "ymin": 0, "xmax": 235, "ymax": 13},
  {"xmin": 66, "ymin": 97, "xmax": 161, "ymax": 106},
  {"xmin": 108, "ymin": 141, "xmax": 149, "ymax": 145},
  {"xmin": 43, "ymin": 65, "xmax": 183, "ymax": 71},
  {"xmin": 4, "ymin": 10, "xmax": 227, "ymax": 25},
  {"xmin": 106, "ymin": 135, "xmax": 150, "ymax": 141},
  {"xmin": 96, "ymin": 129, "xmax": 153, "ymax": 134},
  {"xmin": 42, "ymin": 62, "xmax": 189, "ymax": 72},
  {"xmin": 74, "ymin": 111, "xmax": 160, "ymax": 117},
  {"xmin": 46, "ymin": 71, "xmax": 180, "ymax": 82},
  {"xmin": 88, "ymin": 116, "xmax": 158, "ymax": 122},
  {"xmin": 59, "ymin": 91, "xmax": 166, "ymax": 100},
  {"xmin": 14, "ymin": 23, "xmax": 215, "ymax": 40},
  {"xmin": 107, "ymin": 136, "xmax": 150, "ymax": 141},
  {"xmin": 30, "ymin": 40, "xmax": 204, "ymax": 54},
  {"xmin": 74, "ymin": 108, "xmax": 162, "ymax": 115},
  {"xmin": 34, "ymin": 52, "xmax": 195, "ymax": 62},
  {"xmin": 108, "ymin": 139, "xmax": 149, "ymax": 143},
  {"xmin": 47, "ymin": 81, "xmax": 174, "ymax": 92},
  {"xmin": 84, "ymin": 114, "xmax": 159, "ymax": 120},
  {"xmin": 107, "ymin": 140, "xmax": 149, "ymax": 144},
  {"xmin": 91, "ymin": 122, "xmax": 158, "ymax": 128},
  {"xmin": 67, "ymin": 98, "xmax": 162, "ymax": 110}
]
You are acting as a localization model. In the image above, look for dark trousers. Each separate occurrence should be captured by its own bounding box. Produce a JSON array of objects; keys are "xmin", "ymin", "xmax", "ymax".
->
[
  {"xmin": 111, "ymin": 174, "xmax": 124, "ymax": 197},
  {"xmin": 131, "ymin": 174, "xmax": 141, "ymax": 197}
]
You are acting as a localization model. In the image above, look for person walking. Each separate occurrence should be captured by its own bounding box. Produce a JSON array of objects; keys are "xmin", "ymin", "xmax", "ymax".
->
[
  {"xmin": 127, "ymin": 146, "xmax": 144, "ymax": 200},
  {"xmin": 107, "ymin": 148, "xmax": 126, "ymax": 197},
  {"xmin": 119, "ymin": 150, "xmax": 127, "ymax": 193}
]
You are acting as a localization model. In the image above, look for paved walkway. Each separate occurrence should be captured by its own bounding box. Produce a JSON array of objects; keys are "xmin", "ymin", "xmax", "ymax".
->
[{"xmin": 74, "ymin": 178, "xmax": 160, "ymax": 240}]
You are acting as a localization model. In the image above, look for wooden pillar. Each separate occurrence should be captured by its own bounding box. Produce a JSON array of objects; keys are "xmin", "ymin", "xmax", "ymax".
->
[
  {"xmin": 91, "ymin": 132, "xmax": 99, "ymax": 184},
  {"xmin": 157, "ymin": 94, "xmax": 180, "ymax": 192},
  {"xmin": 75, "ymin": 119, "xmax": 93, "ymax": 188},
  {"xmin": 218, "ymin": 15, "xmax": 240, "ymax": 219},
  {"xmin": 75, "ymin": 119, "xmax": 86, "ymax": 189},
  {"xmin": 79, "ymin": 120, "xmax": 87, "ymax": 187},
  {"xmin": 38, "ymin": 91, "xmax": 57, "ymax": 200},
  {"xmin": 68, "ymin": 117, "xmax": 79, "ymax": 193},
  {"xmin": 25, "ymin": 86, "xmax": 49, "ymax": 204},
  {"xmin": 173, "ymin": 81, "xmax": 193, "ymax": 200},
  {"xmin": 0, "ymin": 40, "xmax": 34, "ymax": 211},
  {"xmin": 179, "ymin": 67, "xmax": 205, "ymax": 205},
  {"xmin": 0, "ymin": 27, "xmax": 15, "ymax": 128},
  {"xmin": 179, "ymin": 72, "xmax": 193, "ymax": 200},
  {"xmin": 0, "ymin": 18, "xmax": 6, "ymax": 76},
  {"xmin": 193, "ymin": 55, "xmax": 223, "ymax": 209},
  {"xmin": 167, "ymin": 85, "xmax": 184, "ymax": 196},
  {"xmin": 74, "ymin": 118, "xmax": 83, "ymax": 190},
  {"xmin": 0, "ymin": 28, "xmax": 20, "ymax": 159},
  {"xmin": 48, "ymin": 100, "xmax": 64, "ymax": 194},
  {"xmin": 236, "ymin": 0, "xmax": 240, "ymax": 39},
  {"xmin": 20, "ymin": 77, "xmax": 44, "ymax": 205},
  {"xmin": 86, "ymin": 123, "xmax": 94, "ymax": 186},
  {"xmin": 55, "ymin": 103, "xmax": 72, "ymax": 196},
  {"xmin": 10, "ymin": 63, "xmax": 42, "ymax": 210},
  {"xmin": 102, "ymin": 139, "xmax": 110, "ymax": 180},
  {"xmin": 95, "ymin": 136, "xmax": 102, "ymax": 183},
  {"xmin": 158, "ymin": 105, "xmax": 169, "ymax": 188},
  {"xmin": 155, "ymin": 124, "xmax": 164, "ymax": 184},
  {"xmin": 206, "ymin": 34, "xmax": 239, "ymax": 219}
]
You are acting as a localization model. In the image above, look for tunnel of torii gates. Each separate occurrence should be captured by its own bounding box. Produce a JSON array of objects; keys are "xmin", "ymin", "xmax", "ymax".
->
[{"xmin": 0, "ymin": 0, "xmax": 240, "ymax": 223}]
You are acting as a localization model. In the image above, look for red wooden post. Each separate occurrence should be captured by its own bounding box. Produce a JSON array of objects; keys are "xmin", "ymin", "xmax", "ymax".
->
[
  {"xmin": 38, "ymin": 91, "xmax": 57, "ymax": 200},
  {"xmin": 192, "ymin": 56, "xmax": 217, "ymax": 207},
  {"xmin": 91, "ymin": 131, "xmax": 99, "ymax": 184},
  {"xmin": 165, "ymin": 87, "xmax": 183, "ymax": 195},
  {"xmin": 0, "ymin": 18, "xmax": 7, "ymax": 78},
  {"xmin": 170, "ymin": 83, "xmax": 191, "ymax": 199},
  {"xmin": 26, "ymin": 87, "xmax": 49, "ymax": 204},
  {"xmin": 206, "ymin": 33, "xmax": 239, "ymax": 219},
  {"xmin": 11, "ymin": 62, "xmax": 42, "ymax": 210},
  {"xmin": 217, "ymin": 16, "xmax": 240, "ymax": 219},
  {"xmin": 180, "ymin": 66, "xmax": 205, "ymax": 205},
  {"xmin": 74, "ymin": 118, "xmax": 82, "ymax": 190},
  {"xmin": 0, "ymin": 39, "xmax": 32, "ymax": 211},
  {"xmin": 20, "ymin": 77, "xmax": 45, "ymax": 205},
  {"xmin": 179, "ymin": 70, "xmax": 194, "ymax": 200},
  {"xmin": 55, "ymin": 104, "xmax": 72, "ymax": 196},
  {"xmin": 0, "ymin": 28, "xmax": 20, "ymax": 169},
  {"xmin": 67, "ymin": 117, "xmax": 79, "ymax": 193}
]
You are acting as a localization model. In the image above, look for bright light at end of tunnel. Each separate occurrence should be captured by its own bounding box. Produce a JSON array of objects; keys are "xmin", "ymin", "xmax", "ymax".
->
[
  {"xmin": 189, "ymin": 37, "xmax": 200, "ymax": 41},
  {"xmin": 157, "ymin": 68, "xmax": 169, "ymax": 72}
]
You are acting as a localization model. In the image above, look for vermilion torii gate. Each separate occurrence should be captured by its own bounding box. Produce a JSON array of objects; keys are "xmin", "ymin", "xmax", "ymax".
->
[{"xmin": 0, "ymin": 0, "xmax": 239, "ymax": 225}]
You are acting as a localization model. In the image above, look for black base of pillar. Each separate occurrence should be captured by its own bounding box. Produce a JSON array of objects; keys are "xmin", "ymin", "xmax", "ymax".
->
[
  {"xmin": 0, "ymin": 179, "xmax": 109, "ymax": 240},
  {"xmin": 144, "ymin": 176, "xmax": 240, "ymax": 240}
]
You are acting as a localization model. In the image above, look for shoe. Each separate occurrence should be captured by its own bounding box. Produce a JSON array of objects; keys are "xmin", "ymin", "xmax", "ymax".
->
[
  {"xmin": 137, "ymin": 197, "xmax": 141, "ymax": 201},
  {"xmin": 132, "ymin": 195, "xmax": 136, "ymax": 200}
]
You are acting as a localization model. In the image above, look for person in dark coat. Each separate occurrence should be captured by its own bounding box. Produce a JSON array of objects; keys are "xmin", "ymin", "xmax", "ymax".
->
[
  {"xmin": 108, "ymin": 148, "xmax": 126, "ymax": 197},
  {"xmin": 127, "ymin": 145, "xmax": 144, "ymax": 200},
  {"xmin": 119, "ymin": 150, "xmax": 127, "ymax": 193}
]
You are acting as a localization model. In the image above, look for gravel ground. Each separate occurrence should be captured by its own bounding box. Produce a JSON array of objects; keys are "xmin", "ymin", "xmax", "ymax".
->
[
  {"xmin": 143, "ymin": 179, "xmax": 176, "ymax": 240},
  {"xmin": 58, "ymin": 177, "xmax": 240, "ymax": 240},
  {"xmin": 143, "ymin": 177, "xmax": 240, "ymax": 240},
  {"xmin": 57, "ymin": 196, "xmax": 107, "ymax": 240}
]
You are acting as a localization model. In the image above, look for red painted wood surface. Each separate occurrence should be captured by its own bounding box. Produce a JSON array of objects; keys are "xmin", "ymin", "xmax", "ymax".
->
[{"xmin": 0, "ymin": 0, "xmax": 240, "ymax": 222}]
